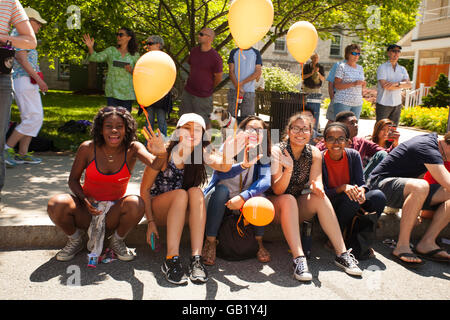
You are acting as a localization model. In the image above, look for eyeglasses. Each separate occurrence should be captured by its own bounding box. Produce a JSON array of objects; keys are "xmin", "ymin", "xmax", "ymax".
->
[
  {"xmin": 351, "ymin": 52, "xmax": 361, "ymax": 56},
  {"xmin": 116, "ymin": 32, "xmax": 126, "ymax": 37},
  {"xmin": 325, "ymin": 136, "xmax": 347, "ymax": 144},
  {"xmin": 245, "ymin": 127, "xmax": 264, "ymax": 135},
  {"xmin": 290, "ymin": 125, "xmax": 311, "ymax": 134}
]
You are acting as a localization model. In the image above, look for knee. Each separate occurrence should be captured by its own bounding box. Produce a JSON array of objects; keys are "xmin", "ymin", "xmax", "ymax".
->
[
  {"xmin": 188, "ymin": 186, "xmax": 204, "ymax": 201},
  {"xmin": 373, "ymin": 150, "xmax": 388, "ymax": 162},
  {"xmin": 408, "ymin": 180, "xmax": 430, "ymax": 197},
  {"xmin": 278, "ymin": 194, "xmax": 297, "ymax": 215},
  {"xmin": 212, "ymin": 184, "xmax": 230, "ymax": 199},
  {"xmin": 123, "ymin": 195, "xmax": 145, "ymax": 218},
  {"xmin": 173, "ymin": 188, "xmax": 189, "ymax": 204},
  {"xmin": 47, "ymin": 194, "xmax": 72, "ymax": 219}
]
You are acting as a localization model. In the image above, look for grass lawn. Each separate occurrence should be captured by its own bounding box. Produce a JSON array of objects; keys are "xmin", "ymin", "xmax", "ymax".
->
[{"xmin": 10, "ymin": 90, "xmax": 180, "ymax": 152}]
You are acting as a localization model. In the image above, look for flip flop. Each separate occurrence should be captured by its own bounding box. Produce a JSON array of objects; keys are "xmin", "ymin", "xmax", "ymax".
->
[
  {"xmin": 391, "ymin": 252, "xmax": 426, "ymax": 268},
  {"xmin": 414, "ymin": 248, "xmax": 450, "ymax": 263}
]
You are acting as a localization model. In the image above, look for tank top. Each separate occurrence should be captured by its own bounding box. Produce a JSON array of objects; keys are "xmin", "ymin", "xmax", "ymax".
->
[
  {"xmin": 82, "ymin": 146, "xmax": 131, "ymax": 201},
  {"xmin": 269, "ymin": 140, "xmax": 313, "ymax": 198},
  {"xmin": 150, "ymin": 158, "xmax": 184, "ymax": 197}
]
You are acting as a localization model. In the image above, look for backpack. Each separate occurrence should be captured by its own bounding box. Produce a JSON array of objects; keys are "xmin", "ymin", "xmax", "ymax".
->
[
  {"xmin": 344, "ymin": 210, "xmax": 378, "ymax": 260},
  {"xmin": 58, "ymin": 120, "xmax": 92, "ymax": 134},
  {"xmin": 216, "ymin": 212, "xmax": 259, "ymax": 261}
]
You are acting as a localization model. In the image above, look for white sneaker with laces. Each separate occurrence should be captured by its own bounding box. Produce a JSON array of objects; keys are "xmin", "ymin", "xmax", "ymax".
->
[
  {"xmin": 335, "ymin": 249, "xmax": 363, "ymax": 276},
  {"xmin": 109, "ymin": 234, "xmax": 134, "ymax": 261},
  {"xmin": 56, "ymin": 234, "xmax": 85, "ymax": 261}
]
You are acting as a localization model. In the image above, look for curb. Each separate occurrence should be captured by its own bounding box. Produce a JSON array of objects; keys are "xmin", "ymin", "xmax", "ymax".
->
[{"xmin": 1, "ymin": 214, "xmax": 448, "ymax": 249}]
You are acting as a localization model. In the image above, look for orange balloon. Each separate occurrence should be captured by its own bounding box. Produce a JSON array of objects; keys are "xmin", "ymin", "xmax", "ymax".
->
[
  {"xmin": 133, "ymin": 51, "xmax": 176, "ymax": 106},
  {"xmin": 286, "ymin": 21, "xmax": 318, "ymax": 64},
  {"xmin": 242, "ymin": 197, "xmax": 275, "ymax": 226},
  {"xmin": 228, "ymin": 0, "xmax": 274, "ymax": 49}
]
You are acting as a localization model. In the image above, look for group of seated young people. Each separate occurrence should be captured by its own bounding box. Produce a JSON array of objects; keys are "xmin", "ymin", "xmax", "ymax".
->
[{"xmin": 47, "ymin": 106, "xmax": 450, "ymax": 287}]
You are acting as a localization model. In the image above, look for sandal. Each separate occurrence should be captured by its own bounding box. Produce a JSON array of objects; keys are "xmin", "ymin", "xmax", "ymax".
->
[
  {"xmin": 257, "ymin": 246, "xmax": 271, "ymax": 263},
  {"xmin": 202, "ymin": 239, "xmax": 218, "ymax": 266}
]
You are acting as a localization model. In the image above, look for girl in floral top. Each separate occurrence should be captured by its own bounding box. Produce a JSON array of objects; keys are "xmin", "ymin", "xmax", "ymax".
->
[
  {"xmin": 140, "ymin": 113, "xmax": 244, "ymax": 286},
  {"xmin": 82, "ymin": 27, "xmax": 140, "ymax": 112}
]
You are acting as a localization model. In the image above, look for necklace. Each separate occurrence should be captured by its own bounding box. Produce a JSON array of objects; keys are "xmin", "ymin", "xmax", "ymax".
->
[{"xmin": 103, "ymin": 147, "xmax": 117, "ymax": 163}]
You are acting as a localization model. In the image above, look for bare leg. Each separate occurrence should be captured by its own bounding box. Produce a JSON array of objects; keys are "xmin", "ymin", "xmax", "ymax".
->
[
  {"xmin": 394, "ymin": 179, "xmax": 429, "ymax": 263},
  {"xmin": 47, "ymin": 194, "xmax": 91, "ymax": 235},
  {"xmin": 416, "ymin": 187, "xmax": 450, "ymax": 260},
  {"xmin": 105, "ymin": 195, "xmax": 145, "ymax": 238},
  {"xmin": 151, "ymin": 189, "xmax": 189, "ymax": 257},
  {"xmin": 297, "ymin": 193, "xmax": 346, "ymax": 255},
  {"xmin": 187, "ymin": 187, "xmax": 206, "ymax": 256},
  {"xmin": 269, "ymin": 194, "xmax": 304, "ymax": 258}
]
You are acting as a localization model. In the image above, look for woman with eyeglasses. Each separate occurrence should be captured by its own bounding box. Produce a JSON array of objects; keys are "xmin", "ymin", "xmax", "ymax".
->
[
  {"xmin": 322, "ymin": 122, "xmax": 386, "ymax": 259},
  {"xmin": 202, "ymin": 116, "xmax": 272, "ymax": 266},
  {"xmin": 268, "ymin": 113, "xmax": 362, "ymax": 282},
  {"xmin": 47, "ymin": 106, "xmax": 167, "ymax": 263},
  {"xmin": 82, "ymin": 27, "xmax": 140, "ymax": 112},
  {"xmin": 333, "ymin": 44, "xmax": 366, "ymax": 120},
  {"xmin": 140, "ymin": 113, "xmax": 243, "ymax": 285}
]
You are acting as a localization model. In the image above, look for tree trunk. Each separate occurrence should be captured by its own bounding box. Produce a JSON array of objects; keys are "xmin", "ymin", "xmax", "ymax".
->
[{"xmin": 87, "ymin": 61, "xmax": 97, "ymax": 91}]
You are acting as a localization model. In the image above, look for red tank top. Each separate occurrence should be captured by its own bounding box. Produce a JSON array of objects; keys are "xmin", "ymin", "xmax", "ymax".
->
[{"xmin": 82, "ymin": 147, "xmax": 131, "ymax": 201}]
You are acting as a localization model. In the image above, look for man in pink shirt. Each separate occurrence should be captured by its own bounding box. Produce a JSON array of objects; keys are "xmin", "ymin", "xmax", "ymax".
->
[{"xmin": 179, "ymin": 28, "xmax": 223, "ymax": 130}]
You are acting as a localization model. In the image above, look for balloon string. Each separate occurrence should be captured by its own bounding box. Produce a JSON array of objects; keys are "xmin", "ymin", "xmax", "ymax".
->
[
  {"xmin": 300, "ymin": 63, "xmax": 305, "ymax": 112},
  {"xmin": 233, "ymin": 48, "xmax": 242, "ymax": 136},
  {"xmin": 140, "ymin": 104, "xmax": 154, "ymax": 142}
]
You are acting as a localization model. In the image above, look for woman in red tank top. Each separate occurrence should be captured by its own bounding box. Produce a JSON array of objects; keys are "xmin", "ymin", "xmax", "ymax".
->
[{"xmin": 47, "ymin": 106, "xmax": 167, "ymax": 262}]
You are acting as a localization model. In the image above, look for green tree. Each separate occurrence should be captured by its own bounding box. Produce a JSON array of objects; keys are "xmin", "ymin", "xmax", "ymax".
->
[
  {"xmin": 422, "ymin": 73, "xmax": 450, "ymax": 108},
  {"xmin": 22, "ymin": 0, "xmax": 421, "ymax": 89}
]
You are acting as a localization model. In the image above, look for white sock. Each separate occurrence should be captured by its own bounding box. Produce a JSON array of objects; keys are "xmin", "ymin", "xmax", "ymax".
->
[
  {"xmin": 114, "ymin": 230, "xmax": 125, "ymax": 240},
  {"xmin": 68, "ymin": 229, "xmax": 81, "ymax": 240},
  {"xmin": 4, "ymin": 145, "xmax": 12, "ymax": 150}
]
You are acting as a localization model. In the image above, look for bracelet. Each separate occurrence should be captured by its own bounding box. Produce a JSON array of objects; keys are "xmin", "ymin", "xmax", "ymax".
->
[
  {"xmin": 240, "ymin": 163, "xmax": 250, "ymax": 169},
  {"xmin": 147, "ymin": 219, "xmax": 155, "ymax": 223}
]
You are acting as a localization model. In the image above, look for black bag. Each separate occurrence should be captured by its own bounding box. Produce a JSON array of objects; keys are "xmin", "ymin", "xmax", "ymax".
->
[
  {"xmin": 216, "ymin": 213, "xmax": 259, "ymax": 261},
  {"xmin": 344, "ymin": 210, "xmax": 378, "ymax": 260},
  {"xmin": 6, "ymin": 121, "xmax": 58, "ymax": 152},
  {"xmin": 58, "ymin": 120, "xmax": 92, "ymax": 134},
  {"xmin": 0, "ymin": 41, "xmax": 15, "ymax": 74}
]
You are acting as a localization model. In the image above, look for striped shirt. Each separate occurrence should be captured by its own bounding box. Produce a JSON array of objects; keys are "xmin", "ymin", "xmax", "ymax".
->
[{"xmin": 0, "ymin": 0, "xmax": 28, "ymax": 36}]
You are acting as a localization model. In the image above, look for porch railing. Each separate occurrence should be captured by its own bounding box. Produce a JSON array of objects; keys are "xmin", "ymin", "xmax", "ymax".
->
[{"xmin": 404, "ymin": 83, "xmax": 431, "ymax": 108}]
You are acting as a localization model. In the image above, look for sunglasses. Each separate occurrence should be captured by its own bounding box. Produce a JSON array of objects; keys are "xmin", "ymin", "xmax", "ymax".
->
[
  {"xmin": 146, "ymin": 41, "xmax": 156, "ymax": 46},
  {"xmin": 351, "ymin": 52, "xmax": 361, "ymax": 56},
  {"xmin": 116, "ymin": 32, "xmax": 126, "ymax": 37},
  {"xmin": 103, "ymin": 106, "xmax": 128, "ymax": 114},
  {"xmin": 390, "ymin": 50, "xmax": 401, "ymax": 53},
  {"xmin": 198, "ymin": 32, "xmax": 210, "ymax": 37}
]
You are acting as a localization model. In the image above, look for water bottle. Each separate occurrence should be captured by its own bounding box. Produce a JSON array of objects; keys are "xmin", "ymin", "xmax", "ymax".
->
[{"xmin": 301, "ymin": 220, "xmax": 313, "ymax": 259}]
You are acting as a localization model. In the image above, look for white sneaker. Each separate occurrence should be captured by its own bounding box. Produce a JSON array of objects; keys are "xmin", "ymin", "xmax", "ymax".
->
[{"xmin": 293, "ymin": 256, "xmax": 313, "ymax": 282}]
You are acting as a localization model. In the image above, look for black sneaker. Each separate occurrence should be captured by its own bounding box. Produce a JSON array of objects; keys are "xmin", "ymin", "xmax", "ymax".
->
[
  {"xmin": 161, "ymin": 256, "xmax": 188, "ymax": 285},
  {"xmin": 189, "ymin": 255, "xmax": 208, "ymax": 284},
  {"xmin": 292, "ymin": 256, "xmax": 313, "ymax": 282},
  {"xmin": 335, "ymin": 249, "xmax": 363, "ymax": 276}
]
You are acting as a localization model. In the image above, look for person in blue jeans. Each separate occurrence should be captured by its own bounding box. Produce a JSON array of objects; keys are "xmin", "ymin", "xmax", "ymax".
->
[
  {"xmin": 333, "ymin": 44, "xmax": 366, "ymax": 120},
  {"xmin": 321, "ymin": 122, "xmax": 386, "ymax": 258},
  {"xmin": 138, "ymin": 35, "xmax": 172, "ymax": 136},
  {"xmin": 202, "ymin": 115, "xmax": 272, "ymax": 266}
]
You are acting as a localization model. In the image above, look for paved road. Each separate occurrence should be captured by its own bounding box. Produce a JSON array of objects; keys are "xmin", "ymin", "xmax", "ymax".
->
[{"xmin": 0, "ymin": 241, "xmax": 448, "ymax": 301}]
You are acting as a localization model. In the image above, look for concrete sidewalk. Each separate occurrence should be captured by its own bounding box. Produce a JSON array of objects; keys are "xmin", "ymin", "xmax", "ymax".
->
[{"xmin": 0, "ymin": 113, "xmax": 448, "ymax": 248}]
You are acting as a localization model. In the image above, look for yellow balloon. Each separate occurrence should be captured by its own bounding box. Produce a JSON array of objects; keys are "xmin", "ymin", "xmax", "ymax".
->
[
  {"xmin": 242, "ymin": 197, "xmax": 275, "ymax": 227},
  {"xmin": 133, "ymin": 51, "xmax": 176, "ymax": 106},
  {"xmin": 228, "ymin": 0, "xmax": 274, "ymax": 50},
  {"xmin": 286, "ymin": 21, "xmax": 318, "ymax": 64}
]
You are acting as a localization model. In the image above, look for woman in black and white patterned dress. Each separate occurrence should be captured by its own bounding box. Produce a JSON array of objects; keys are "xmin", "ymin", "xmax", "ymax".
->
[{"xmin": 268, "ymin": 113, "xmax": 362, "ymax": 282}]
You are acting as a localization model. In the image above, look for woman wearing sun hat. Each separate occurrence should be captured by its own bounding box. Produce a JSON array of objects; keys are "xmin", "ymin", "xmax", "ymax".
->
[{"xmin": 5, "ymin": 7, "xmax": 48, "ymax": 166}]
